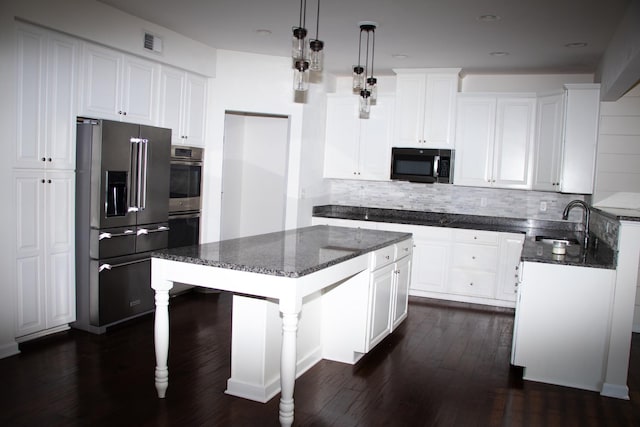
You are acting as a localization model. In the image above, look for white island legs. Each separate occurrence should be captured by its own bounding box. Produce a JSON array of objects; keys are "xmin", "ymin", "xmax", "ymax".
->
[
  {"xmin": 152, "ymin": 282, "xmax": 303, "ymax": 427},
  {"xmin": 278, "ymin": 312, "xmax": 299, "ymax": 427}
]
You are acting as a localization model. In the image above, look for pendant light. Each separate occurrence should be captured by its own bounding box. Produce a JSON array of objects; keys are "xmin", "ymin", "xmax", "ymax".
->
[
  {"xmin": 292, "ymin": 0, "xmax": 324, "ymax": 92},
  {"xmin": 308, "ymin": 0, "xmax": 324, "ymax": 72},
  {"xmin": 354, "ymin": 22, "xmax": 377, "ymax": 118}
]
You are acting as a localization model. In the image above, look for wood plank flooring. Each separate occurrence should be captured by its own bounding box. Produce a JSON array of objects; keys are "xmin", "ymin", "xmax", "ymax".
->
[{"xmin": 1, "ymin": 291, "xmax": 639, "ymax": 426}]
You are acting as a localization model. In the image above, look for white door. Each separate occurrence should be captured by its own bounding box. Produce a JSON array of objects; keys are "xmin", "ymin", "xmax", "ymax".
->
[{"xmin": 221, "ymin": 112, "xmax": 289, "ymax": 240}]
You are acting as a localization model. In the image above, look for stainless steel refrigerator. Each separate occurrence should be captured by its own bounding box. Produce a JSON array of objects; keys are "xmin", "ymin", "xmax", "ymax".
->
[{"xmin": 73, "ymin": 118, "xmax": 171, "ymax": 334}]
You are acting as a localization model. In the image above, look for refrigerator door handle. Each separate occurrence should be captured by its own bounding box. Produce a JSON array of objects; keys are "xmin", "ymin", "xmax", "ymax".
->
[
  {"xmin": 129, "ymin": 137, "xmax": 140, "ymax": 211},
  {"xmin": 99, "ymin": 259, "xmax": 146, "ymax": 272},
  {"xmin": 139, "ymin": 138, "xmax": 149, "ymax": 211}
]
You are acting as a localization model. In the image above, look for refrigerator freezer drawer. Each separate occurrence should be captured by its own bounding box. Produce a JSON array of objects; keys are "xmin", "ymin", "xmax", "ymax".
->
[
  {"xmin": 90, "ymin": 255, "xmax": 155, "ymax": 326},
  {"xmin": 91, "ymin": 227, "xmax": 136, "ymax": 259},
  {"xmin": 136, "ymin": 223, "xmax": 169, "ymax": 253}
]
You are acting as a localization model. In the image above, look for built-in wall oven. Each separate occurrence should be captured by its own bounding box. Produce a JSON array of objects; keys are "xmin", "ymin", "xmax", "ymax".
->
[{"xmin": 169, "ymin": 146, "xmax": 204, "ymax": 295}]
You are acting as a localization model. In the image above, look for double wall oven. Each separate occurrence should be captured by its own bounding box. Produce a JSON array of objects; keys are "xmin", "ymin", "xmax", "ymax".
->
[{"xmin": 168, "ymin": 145, "xmax": 204, "ymax": 294}]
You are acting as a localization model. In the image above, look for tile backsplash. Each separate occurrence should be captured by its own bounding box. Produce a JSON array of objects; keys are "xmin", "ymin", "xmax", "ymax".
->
[{"xmin": 327, "ymin": 179, "xmax": 588, "ymax": 223}]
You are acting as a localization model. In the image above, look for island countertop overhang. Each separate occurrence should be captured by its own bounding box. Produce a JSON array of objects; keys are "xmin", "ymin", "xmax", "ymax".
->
[{"xmin": 152, "ymin": 225, "xmax": 413, "ymax": 278}]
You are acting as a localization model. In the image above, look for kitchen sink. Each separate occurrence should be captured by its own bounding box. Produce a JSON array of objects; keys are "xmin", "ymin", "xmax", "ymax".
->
[{"xmin": 534, "ymin": 236, "xmax": 581, "ymax": 246}]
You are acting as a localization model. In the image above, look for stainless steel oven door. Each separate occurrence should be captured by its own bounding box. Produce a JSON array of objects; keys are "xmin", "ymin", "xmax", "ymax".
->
[
  {"xmin": 168, "ymin": 212, "xmax": 200, "ymax": 249},
  {"xmin": 169, "ymin": 159, "xmax": 202, "ymax": 213}
]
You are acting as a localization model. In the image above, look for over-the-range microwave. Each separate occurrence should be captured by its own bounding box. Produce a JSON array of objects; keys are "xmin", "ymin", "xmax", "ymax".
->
[{"xmin": 390, "ymin": 147, "xmax": 454, "ymax": 184}]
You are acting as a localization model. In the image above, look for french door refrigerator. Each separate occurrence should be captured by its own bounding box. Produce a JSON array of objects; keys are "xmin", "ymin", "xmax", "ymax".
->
[{"xmin": 73, "ymin": 118, "xmax": 170, "ymax": 334}]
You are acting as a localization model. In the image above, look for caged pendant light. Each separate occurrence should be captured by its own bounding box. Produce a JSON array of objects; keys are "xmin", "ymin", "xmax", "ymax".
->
[
  {"xmin": 353, "ymin": 22, "xmax": 377, "ymax": 118},
  {"xmin": 292, "ymin": 0, "xmax": 324, "ymax": 91}
]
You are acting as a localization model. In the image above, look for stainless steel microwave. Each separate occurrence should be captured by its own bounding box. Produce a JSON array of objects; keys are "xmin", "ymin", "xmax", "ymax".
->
[{"xmin": 390, "ymin": 148, "xmax": 454, "ymax": 184}]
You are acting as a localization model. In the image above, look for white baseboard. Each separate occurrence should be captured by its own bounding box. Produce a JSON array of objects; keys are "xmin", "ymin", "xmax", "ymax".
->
[
  {"xmin": 0, "ymin": 341, "xmax": 20, "ymax": 359},
  {"xmin": 601, "ymin": 383, "xmax": 630, "ymax": 400}
]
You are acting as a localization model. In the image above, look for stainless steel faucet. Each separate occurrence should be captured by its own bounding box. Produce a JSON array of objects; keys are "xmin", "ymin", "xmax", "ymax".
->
[{"xmin": 562, "ymin": 199, "xmax": 590, "ymax": 248}]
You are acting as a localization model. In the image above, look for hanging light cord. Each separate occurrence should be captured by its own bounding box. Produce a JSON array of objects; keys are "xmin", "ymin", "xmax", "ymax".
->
[
  {"xmin": 370, "ymin": 28, "xmax": 375, "ymax": 79},
  {"xmin": 299, "ymin": 0, "xmax": 306, "ymax": 29},
  {"xmin": 315, "ymin": 0, "xmax": 320, "ymax": 40}
]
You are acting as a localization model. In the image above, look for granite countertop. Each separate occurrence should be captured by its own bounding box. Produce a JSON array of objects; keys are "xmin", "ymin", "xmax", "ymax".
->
[
  {"xmin": 313, "ymin": 205, "xmax": 616, "ymax": 269},
  {"xmin": 153, "ymin": 225, "xmax": 412, "ymax": 278}
]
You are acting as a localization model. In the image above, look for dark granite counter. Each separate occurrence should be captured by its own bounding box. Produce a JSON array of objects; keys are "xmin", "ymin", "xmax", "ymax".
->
[
  {"xmin": 313, "ymin": 205, "xmax": 616, "ymax": 269},
  {"xmin": 153, "ymin": 225, "xmax": 412, "ymax": 278},
  {"xmin": 592, "ymin": 206, "xmax": 640, "ymax": 222}
]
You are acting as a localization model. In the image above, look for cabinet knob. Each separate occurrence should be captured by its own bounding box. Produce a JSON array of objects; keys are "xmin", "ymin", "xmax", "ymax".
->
[
  {"xmin": 47, "ymin": 179, "xmax": 52, "ymax": 184},
  {"xmin": 41, "ymin": 179, "xmax": 45, "ymax": 183},
  {"xmin": 41, "ymin": 157, "xmax": 46, "ymax": 162},
  {"xmin": 123, "ymin": 111, "xmax": 127, "ymax": 116},
  {"xmin": 472, "ymin": 256, "xmax": 476, "ymax": 260},
  {"xmin": 48, "ymin": 158, "xmax": 52, "ymax": 162},
  {"xmin": 469, "ymin": 282, "xmax": 474, "ymax": 286},
  {"xmin": 118, "ymin": 110, "xmax": 122, "ymax": 114}
]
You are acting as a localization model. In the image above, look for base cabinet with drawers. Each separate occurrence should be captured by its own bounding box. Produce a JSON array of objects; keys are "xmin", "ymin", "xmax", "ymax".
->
[
  {"xmin": 312, "ymin": 217, "xmax": 524, "ymax": 308},
  {"xmin": 320, "ymin": 237, "xmax": 412, "ymax": 364}
]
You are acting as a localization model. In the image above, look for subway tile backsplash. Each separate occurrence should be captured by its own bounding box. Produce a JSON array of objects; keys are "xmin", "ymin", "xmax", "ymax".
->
[{"xmin": 327, "ymin": 179, "xmax": 588, "ymax": 223}]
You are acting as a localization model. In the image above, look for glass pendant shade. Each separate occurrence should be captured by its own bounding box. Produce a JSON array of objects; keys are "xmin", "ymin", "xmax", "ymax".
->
[
  {"xmin": 352, "ymin": 66, "xmax": 365, "ymax": 93},
  {"xmin": 292, "ymin": 27, "xmax": 307, "ymax": 61},
  {"xmin": 309, "ymin": 39, "xmax": 324, "ymax": 71},
  {"xmin": 367, "ymin": 77, "xmax": 378, "ymax": 105},
  {"xmin": 293, "ymin": 59, "xmax": 310, "ymax": 92},
  {"xmin": 359, "ymin": 89, "xmax": 371, "ymax": 119}
]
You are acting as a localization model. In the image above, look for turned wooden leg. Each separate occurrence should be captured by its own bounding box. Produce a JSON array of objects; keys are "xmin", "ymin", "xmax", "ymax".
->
[
  {"xmin": 154, "ymin": 286, "xmax": 170, "ymax": 398},
  {"xmin": 279, "ymin": 311, "xmax": 299, "ymax": 427}
]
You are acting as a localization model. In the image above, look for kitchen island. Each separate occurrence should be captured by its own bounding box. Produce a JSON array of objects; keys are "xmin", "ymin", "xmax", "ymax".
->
[{"xmin": 151, "ymin": 225, "xmax": 412, "ymax": 426}]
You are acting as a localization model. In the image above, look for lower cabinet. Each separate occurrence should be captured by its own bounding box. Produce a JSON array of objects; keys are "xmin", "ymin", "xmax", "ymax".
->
[
  {"xmin": 320, "ymin": 237, "xmax": 412, "ymax": 364},
  {"xmin": 14, "ymin": 170, "xmax": 76, "ymax": 340},
  {"xmin": 511, "ymin": 261, "xmax": 615, "ymax": 391},
  {"xmin": 312, "ymin": 216, "xmax": 524, "ymax": 308}
]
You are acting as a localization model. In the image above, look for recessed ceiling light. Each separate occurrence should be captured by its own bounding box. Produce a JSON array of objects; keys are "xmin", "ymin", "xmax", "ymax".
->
[
  {"xmin": 392, "ymin": 54, "xmax": 409, "ymax": 59},
  {"xmin": 477, "ymin": 14, "xmax": 501, "ymax": 22},
  {"xmin": 564, "ymin": 42, "xmax": 588, "ymax": 48},
  {"xmin": 489, "ymin": 51, "xmax": 509, "ymax": 57},
  {"xmin": 255, "ymin": 29, "xmax": 272, "ymax": 36}
]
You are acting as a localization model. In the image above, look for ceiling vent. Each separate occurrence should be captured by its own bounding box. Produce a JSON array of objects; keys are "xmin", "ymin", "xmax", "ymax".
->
[{"xmin": 144, "ymin": 32, "xmax": 163, "ymax": 53}]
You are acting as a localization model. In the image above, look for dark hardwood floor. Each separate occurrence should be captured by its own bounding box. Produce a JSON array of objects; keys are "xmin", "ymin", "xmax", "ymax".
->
[{"xmin": 1, "ymin": 292, "xmax": 639, "ymax": 426}]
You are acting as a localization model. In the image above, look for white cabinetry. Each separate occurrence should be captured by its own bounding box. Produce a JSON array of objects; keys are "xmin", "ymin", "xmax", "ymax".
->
[
  {"xmin": 512, "ymin": 261, "xmax": 615, "ymax": 391},
  {"xmin": 313, "ymin": 216, "xmax": 524, "ymax": 307},
  {"xmin": 158, "ymin": 66, "xmax": 208, "ymax": 146},
  {"xmin": 533, "ymin": 84, "xmax": 601, "ymax": 194},
  {"xmin": 14, "ymin": 171, "xmax": 75, "ymax": 339},
  {"xmin": 15, "ymin": 23, "xmax": 78, "ymax": 170},
  {"xmin": 320, "ymin": 236, "xmax": 412, "ymax": 364},
  {"xmin": 14, "ymin": 23, "xmax": 77, "ymax": 341},
  {"xmin": 80, "ymin": 43, "xmax": 159, "ymax": 124},
  {"xmin": 324, "ymin": 94, "xmax": 394, "ymax": 180},
  {"xmin": 393, "ymin": 69, "xmax": 460, "ymax": 148},
  {"xmin": 454, "ymin": 94, "xmax": 536, "ymax": 189}
]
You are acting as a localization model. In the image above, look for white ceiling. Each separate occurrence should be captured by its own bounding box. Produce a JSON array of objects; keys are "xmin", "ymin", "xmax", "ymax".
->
[{"xmin": 97, "ymin": 0, "xmax": 630, "ymax": 76}]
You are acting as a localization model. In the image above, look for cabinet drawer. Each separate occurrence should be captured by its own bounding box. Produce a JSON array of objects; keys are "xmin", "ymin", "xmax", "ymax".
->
[
  {"xmin": 453, "ymin": 228, "xmax": 499, "ymax": 244},
  {"xmin": 371, "ymin": 245, "xmax": 396, "ymax": 270},
  {"xmin": 451, "ymin": 243, "xmax": 498, "ymax": 271},
  {"xmin": 395, "ymin": 239, "xmax": 413, "ymax": 259},
  {"xmin": 449, "ymin": 268, "xmax": 496, "ymax": 298}
]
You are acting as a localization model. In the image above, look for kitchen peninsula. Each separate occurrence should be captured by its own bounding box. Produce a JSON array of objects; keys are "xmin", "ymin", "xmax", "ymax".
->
[{"xmin": 151, "ymin": 225, "xmax": 412, "ymax": 427}]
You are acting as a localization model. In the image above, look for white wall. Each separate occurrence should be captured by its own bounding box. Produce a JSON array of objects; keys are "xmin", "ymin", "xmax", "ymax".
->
[
  {"xmin": 201, "ymin": 49, "xmax": 307, "ymax": 243},
  {"xmin": 3, "ymin": 0, "xmax": 216, "ymax": 76},
  {"xmin": 220, "ymin": 114, "xmax": 245, "ymax": 239},
  {"xmin": 593, "ymin": 83, "xmax": 640, "ymax": 205}
]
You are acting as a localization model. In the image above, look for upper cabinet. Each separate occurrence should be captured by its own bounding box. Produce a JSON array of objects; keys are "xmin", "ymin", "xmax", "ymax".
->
[
  {"xmin": 454, "ymin": 94, "xmax": 536, "ymax": 189},
  {"xmin": 79, "ymin": 43, "xmax": 159, "ymax": 125},
  {"xmin": 158, "ymin": 66, "xmax": 208, "ymax": 146},
  {"xmin": 533, "ymin": 84, "xmax": 600, "ymax": 194},
  {"xmin": 324, "ymin": 94, "xmax": 395, "ymax": 180},
  {"xmin": 15, "ymin": 23, "xmax": 79, "ymax": 170},
  {"xmin": 393, "ymin": 69, "xmax": 460, "ymax": 148}
]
